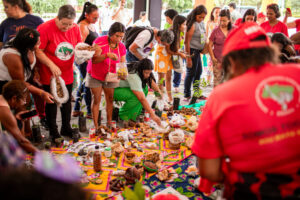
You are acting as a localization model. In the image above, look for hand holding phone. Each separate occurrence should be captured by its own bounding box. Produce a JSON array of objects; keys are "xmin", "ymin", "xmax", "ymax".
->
[
  {"xmin": 286, "ymin": 8, "xmax": 292, "ymax": 17},
  {"xmin": 19, "ymin": 110, "xmax": 37, "ymax": 120}
]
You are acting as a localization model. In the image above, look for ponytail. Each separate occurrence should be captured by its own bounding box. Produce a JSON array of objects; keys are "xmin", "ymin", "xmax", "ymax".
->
[
  {"xmin": 22, "ymin": 0, "xmax": 32, "ymax": 13},
  {"xmin": 77, "ymin": 2, "xmax": 98, "ymax": 24}
]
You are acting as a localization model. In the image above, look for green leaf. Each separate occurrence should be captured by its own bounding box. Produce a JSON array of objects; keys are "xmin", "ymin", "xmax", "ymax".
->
[
  {"xmin": 134, "ymin": 182, "xmax": 145, "ymax": 200},
  {"xmin": 175, "ymin": 167, "xmax": 182, "ymax": 174},
  {"xmin": 176, "ymin": 187, "xmax": 184, "ymax": 194},
  {"xmin": 159, "ymin": 78, "xmax": 165, "ymax": 85},
  {"xmin": 123, "ymin": 186, "xmax": 139, "ymax": 200},
  {"xmin": 183, "ymin": 192, "xmax": 195, "ymax": 198},
  {"xmin": 173, "ymin": 178, "xmax": 184, "ymax": 182}
]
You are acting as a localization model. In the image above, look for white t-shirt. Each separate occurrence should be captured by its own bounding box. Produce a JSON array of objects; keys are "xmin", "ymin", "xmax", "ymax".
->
[
  {"xmin": 132, "ymin": 30, "xmax": 156, "ymax": 58},
  {"xmin": 134, "ymin": 19, "xmax": 151, "ymax": 27},
  {"xmin": 0, "ymin": 48, "xmax": 35, "ymax": 81},
  {"xmin": 101, "ymin": 7, "xmax": 112, "ymax": 31},
  {"xmin": 112, "ymin": 8, "xmax": 131, "ymax": 26}
]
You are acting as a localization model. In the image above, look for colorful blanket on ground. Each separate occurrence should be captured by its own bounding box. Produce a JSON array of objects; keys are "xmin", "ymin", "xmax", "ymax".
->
[
  {"xmin": 33, "ymin": 128, "xmax": 193, "ymax": 200},
  {"xmin": 143, "ymin": 155, "xmax": 213, "ymax": 200}
]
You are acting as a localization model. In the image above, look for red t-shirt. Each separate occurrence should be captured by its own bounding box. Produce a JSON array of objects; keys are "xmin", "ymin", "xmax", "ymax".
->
[
  {"xmin": 260, "ymin": 20, "xmax": 289, "ymax": 37},
  {"xmin": 87, "ymin": 35, "xmax": 126, "ymax": 81},
  {"xmin": 192, "ymin": 63, "xmax": 300, "ymax": 199},
  {"xmin": 234, "ymin": 18, "xmax": 242, "ymax": 27},
  {"xmin": 294, "ymin": 19, "xmax": 300, "ymax": 52},
  {"xmin": 37, "ymin": 19, "xmax": 81, "ymax": 85}
]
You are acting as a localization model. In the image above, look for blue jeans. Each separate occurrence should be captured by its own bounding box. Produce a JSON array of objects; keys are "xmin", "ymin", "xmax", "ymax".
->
[
  {"xmin": 184, "ymin": 48, "xmax": 202, "ymax": 98},
  {"xmin": 126, "ymin": 51, "xmax": 139, "ymax": 62},
  {"xmin": 73, "ymin": 62, "xmax": 92, "ymax": 114},
  {"xmin": 173, "ymin": 71, "xmax": 181, "ymax": 88}
]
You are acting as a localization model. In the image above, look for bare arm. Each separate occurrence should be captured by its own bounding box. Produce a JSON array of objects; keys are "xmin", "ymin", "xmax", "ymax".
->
[
  {"xmin": 0, "ymin": 106, "xmax": 38, "ymax": 154},
  {"xmin": 0, "ymin": 42, "xmax": 3, "ymax": 49},
  {"xmin": 3, "ymin": 54, "xmax": 25, "ymax": 80},
  {"xmin": 185, "ymin": 24, "xmax": 195, "ymax": 67},
  {"xmin": 35, "ymin": 48, "xmax": 61, "ymax": 76},
  {"xmin": 198, "ymin": 158, "xmax": 224, "ymax": 182},
  {"xmin": 150, "ymin": 79, "xmax": 163, "ymax": 97},
  {"xmin": 129, "ymin": 43, "xmax": 144, "ymax": 60},
  {"xmin": 112, "ymin": 7, "xmax": 122, "ymax": 20},
  {"xmin": 132, "ymin": 90, "xmax": 161, "ymax": 125},
  {"xmin": 79, "ymin": 23, "xmax": 89, "ymax": 42}
]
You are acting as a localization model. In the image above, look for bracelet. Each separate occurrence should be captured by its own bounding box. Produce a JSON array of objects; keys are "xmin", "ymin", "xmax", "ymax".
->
[{"xmin": 39, "ymin": 90, "xmax": 43, "ymax": 97}]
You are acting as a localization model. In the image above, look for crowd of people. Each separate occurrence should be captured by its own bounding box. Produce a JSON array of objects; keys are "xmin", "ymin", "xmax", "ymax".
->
[{"xmin": 0, "ymin": 0, "xmax": 299, "ymax": 199}]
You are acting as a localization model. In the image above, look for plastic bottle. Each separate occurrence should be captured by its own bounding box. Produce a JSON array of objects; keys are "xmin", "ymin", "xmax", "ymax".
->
[{"xmin": 93, "ymin": 145, "xmax": 102, "ymax": 172}]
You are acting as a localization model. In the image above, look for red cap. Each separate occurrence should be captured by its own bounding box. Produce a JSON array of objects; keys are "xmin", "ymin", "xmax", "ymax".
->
[
  {"xmin": 222, "ymin": 22, "xmax": 271, "ymax": 57},
  {"xmin": 257, "ymin": 12, "xmax": 266, "ymax": 18}
]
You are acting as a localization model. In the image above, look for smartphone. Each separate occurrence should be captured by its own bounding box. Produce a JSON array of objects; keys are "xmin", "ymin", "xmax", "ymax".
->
[
  {"xmin": 20, "ymin": 110, "xmax": 37, "ymax": 119},
  {"xmin": 286, "ymin": 8, "xmax": 292, "ymax": 15}
]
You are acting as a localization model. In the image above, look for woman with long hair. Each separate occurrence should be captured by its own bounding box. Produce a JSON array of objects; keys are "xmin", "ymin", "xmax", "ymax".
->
[
  {"xmin": 205, "ymin": 6, "xmax": 220, "ymax": 86},
  {"xmin": 208, "ymin": 9, "xmax": 234, "ymax": 87},
  {"xmin": 86, "ymin": 22, "xmax": 126, "ymax": 129},
  {"xmin": 170, "ymin": 15, "xmax": 187, "ymax": 93},
  {"xmin": 234, "ymin": 8, "xmax": 257, "ymax": 26},
  {"xmin": 73, "ymin": 2, "xmax": 99, "ymax": 119},
  {"xmin": 114, "ymin": 59, "xmax": 162, "ymax": 125},
  {"xmin": 184, "ymin": 5, "xmax": 207, "ymax": 101}
]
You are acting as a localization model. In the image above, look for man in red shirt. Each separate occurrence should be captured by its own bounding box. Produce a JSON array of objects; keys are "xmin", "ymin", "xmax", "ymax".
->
[
  {"xmin": 260, "ymin": 4, "xmax": 288, "ymax": 37},
  {"xmin": 192, "ymin": 22, "xmax": 300, "ymax": 199},
  {"xmin": 37, "ymin": 5, "xmax": 82, "ymax": 140}
]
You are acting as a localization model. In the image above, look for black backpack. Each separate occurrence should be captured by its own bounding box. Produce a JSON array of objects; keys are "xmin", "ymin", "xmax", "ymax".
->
[{"xmin": 124, "ymin": 26, "xmax": 154, "ymax": 49}]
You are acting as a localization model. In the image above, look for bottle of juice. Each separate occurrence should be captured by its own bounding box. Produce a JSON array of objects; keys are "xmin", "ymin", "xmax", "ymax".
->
[{"xmin": 93, "ymin": 145, "xmax": 102, "ymax": 172}]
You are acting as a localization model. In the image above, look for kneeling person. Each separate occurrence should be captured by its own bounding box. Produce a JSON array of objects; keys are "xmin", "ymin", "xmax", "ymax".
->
[{"xmin": 114, "ymin": 59, "xmax": 162, "ymax": 125}]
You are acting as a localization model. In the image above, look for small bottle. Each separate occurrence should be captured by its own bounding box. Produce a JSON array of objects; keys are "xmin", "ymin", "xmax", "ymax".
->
[
  {"xmin": 104, "ymin": 147, "xmax": 112, "ymax": 158},
  {"xmin": 93, "ymin": 145, "xmax": 102, "ymax": 172}
]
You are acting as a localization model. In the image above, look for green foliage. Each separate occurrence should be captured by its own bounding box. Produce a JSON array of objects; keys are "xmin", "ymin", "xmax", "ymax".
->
[
  {"xmin": 162, "ymin": 0, "xmax": 193, "ymax": 13},
  {"xmin": 110, "ymin": 0, "xmax": 134, "ymax": 9},
  {"xmin": 122, "ymin": 181, "xmax": 145, "ymax": 200},
  {"xmin": 27, "ymin": 0, "xmax": 67, "ymax": 14}
]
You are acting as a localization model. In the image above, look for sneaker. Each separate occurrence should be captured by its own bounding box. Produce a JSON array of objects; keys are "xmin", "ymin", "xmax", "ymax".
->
[{"xmin": 40, "ymin": 118, "xmax": 49, "ymax": 130}]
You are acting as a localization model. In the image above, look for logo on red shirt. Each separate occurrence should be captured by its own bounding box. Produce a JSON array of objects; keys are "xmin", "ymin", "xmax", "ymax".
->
[
  {"xmin": 255, "ymin": 76, "xmax": 300, "ymax": 116},
  {"xmin": 55, "ymin": 42, "xmax": 74, "ymax": 61}
]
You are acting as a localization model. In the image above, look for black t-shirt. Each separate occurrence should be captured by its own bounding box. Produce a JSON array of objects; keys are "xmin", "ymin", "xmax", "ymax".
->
[{"xmin": 0, "ymin": 14, "xmax": 44, "ymax": 43}]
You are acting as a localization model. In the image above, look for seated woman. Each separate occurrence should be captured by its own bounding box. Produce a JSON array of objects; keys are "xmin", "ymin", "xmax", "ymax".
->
[
  {"xmin": 0, "ymin": 80, "xmax": 38, "ymax": 154},
  {"xmin": 114, "ymin": 59, "xmax": 162, "ymax": 126}
]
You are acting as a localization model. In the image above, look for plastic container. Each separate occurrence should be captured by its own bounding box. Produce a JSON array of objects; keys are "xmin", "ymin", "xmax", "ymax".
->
[
  {"xmin": 116, "ymin": 62, "xmax": 128, "ymax": 80},
  {"xmin": 104, "ymin": 147, "xmax": 112, "ymax": 158}
]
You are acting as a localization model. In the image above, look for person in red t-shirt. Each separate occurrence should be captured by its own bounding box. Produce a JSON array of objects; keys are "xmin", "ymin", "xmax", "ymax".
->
[
  {"xmin": 86, "ymin": 22, "xmax": 126, "ymax": 129},
  {"xmin": 37, "ymin": 5, "xmax": 82, "ymax": 140},
  {"xmin": 234, "ymin": 8, "xmax": 257, "ymax": 27},
  {"xmin": 283, "ymin": 8, "xmax": 300, "ymax": 55},
  {"xmin": 261, "ymin": 4, "xmax": 288, "ymax": 37},
  {"xmin": 192, "ymin": 22, "xmax": 300, "ymax": 199}
]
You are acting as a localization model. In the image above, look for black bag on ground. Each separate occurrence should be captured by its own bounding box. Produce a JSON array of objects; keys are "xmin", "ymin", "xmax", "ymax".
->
[{"xmin": 124, "ymin": 26, "xmax": 154, "ymax": 49}]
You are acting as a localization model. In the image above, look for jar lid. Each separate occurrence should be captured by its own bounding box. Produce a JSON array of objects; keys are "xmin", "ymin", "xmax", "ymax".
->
[{"xmin": 105, "ymin": 147, "xmax": 111, "ymax": 151}]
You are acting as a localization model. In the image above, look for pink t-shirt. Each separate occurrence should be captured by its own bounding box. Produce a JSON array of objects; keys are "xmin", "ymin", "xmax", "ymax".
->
[
  {"xmin": 260, "ymin": 20, "xmax": 289, "ymax": 37},
  {"xmin": 87, "ymin": 36, "xmax": 126, "ymax": 81}
]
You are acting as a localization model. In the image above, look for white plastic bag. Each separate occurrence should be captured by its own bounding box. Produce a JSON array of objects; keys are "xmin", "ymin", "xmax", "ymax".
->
[
  {"xmin": 116, "ymin": 62, "xmax": 128, "ymax": 80},
  {"xmin": 168, "ymin": 129, "xmax": 185, "ymax": 145},
  {"xmin": 74, "ymin": 43, "xmax": 95, "ymax": 65},
  {"xmin": 50, "ymin": 76, "xmax": 69, "ymax": 107},
  {"xmin": 169, "ymin": 113, "xmax": 186, "ymax": 127}
]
